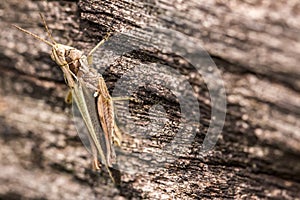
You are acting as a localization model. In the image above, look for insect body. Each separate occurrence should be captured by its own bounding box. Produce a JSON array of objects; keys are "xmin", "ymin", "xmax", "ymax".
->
[{"xmin": 13, "ymin": 14, "xmax": 121, "ymax": 182}]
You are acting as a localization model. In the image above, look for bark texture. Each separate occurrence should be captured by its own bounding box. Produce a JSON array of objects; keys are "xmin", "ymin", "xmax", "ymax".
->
[{"xmin": 0, "ymin": 0, "xmax": 300, "ymax": 199}]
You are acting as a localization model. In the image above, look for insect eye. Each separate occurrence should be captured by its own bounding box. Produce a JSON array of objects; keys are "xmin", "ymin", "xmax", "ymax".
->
[
  {"xmin": 65, "ymin": 49, "xmax": 71, "ymax": 56},
  {"xmin": 58, "ymin": 49, "xmax": 65, "ymax": 56}
]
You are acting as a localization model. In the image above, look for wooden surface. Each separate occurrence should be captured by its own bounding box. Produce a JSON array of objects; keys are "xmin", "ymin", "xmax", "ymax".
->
[{"xmin": 0, "ymin": 0, "xmax": 300, "ymax": 199}]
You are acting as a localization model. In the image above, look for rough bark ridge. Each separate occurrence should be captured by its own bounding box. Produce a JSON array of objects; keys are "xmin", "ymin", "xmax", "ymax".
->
[{"xmin": 1, "ymin": 0, "xmax": 300, "ymax": 199}]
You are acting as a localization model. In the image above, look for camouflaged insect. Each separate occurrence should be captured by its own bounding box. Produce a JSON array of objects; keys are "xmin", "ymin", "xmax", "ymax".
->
[{"xmin": 13, "ymin": 14, "xmax": 122, "ymax": 183}]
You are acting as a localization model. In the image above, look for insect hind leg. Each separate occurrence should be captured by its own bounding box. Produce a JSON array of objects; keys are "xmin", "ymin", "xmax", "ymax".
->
[{"xmin": 112, "ymin": 123, "xmax": 122, "ymax": 146}]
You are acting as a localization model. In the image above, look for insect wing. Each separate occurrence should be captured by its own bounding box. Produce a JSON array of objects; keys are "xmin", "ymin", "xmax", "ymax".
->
[{"xmin": 71, "ymin": 79, "xmax": 111, "ymax": 167}]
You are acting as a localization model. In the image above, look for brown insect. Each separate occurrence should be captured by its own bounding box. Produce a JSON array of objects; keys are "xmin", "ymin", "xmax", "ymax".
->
[{"xmin": 13, "ymin": 14, "xmax": 123, "ymax": 183}]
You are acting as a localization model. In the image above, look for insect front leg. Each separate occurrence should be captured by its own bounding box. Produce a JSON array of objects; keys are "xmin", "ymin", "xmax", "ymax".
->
[
  {"xmin": 63, "ymin": 66, "xmax": 79, "ymax": 104},
  {"xmin": 87, "ymin": 32, "xmax": 112, "ymax": 65},
  {"xmin": 65, "ymin": 89, "xmax": 73, "ymax": 104}
]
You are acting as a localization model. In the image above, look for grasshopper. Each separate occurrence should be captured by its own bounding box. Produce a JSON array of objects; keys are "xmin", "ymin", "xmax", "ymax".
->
[{"xmin": 13, "ymin": 14, "xmax": 122, "ymax": 183}]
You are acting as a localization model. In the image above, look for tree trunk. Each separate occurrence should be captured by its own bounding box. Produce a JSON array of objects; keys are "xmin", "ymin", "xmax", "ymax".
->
[{"xmin": 1, "ymin": 0, "xmax": 300, "ymax": 199}]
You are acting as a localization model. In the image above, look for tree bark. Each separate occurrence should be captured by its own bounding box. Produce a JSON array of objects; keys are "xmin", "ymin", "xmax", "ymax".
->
[{"xmin": 0, "ymin": 0, "xmax": 300, "ymax": 199}]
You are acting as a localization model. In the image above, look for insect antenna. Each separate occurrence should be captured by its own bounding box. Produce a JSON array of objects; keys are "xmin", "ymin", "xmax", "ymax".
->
[
  {"xmin": 39, "ymin": 13, "xmax": 57, "ymax": 45},
  {"xmin": 12, "ymin": 24, "xmax": 54, "ymax": 47}
]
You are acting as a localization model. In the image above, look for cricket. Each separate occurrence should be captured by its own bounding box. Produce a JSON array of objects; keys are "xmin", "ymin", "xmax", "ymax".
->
[{"xmin": 13, "ymin": 14, "xmax": 123, "ymax": 183}]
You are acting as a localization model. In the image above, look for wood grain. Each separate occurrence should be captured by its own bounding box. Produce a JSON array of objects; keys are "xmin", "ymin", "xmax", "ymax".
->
[{"xmin": 0, "ymin": 0, "xmax": 299, "ymax": 199}]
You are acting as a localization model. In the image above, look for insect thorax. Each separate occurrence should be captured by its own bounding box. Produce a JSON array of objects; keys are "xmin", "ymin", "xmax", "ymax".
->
[
  {"xmin": 51, "ymin": 44, "xmax": 83, "ymax": 76},
  {"xmin": 78, "ymin": 58, "xmax": 103, "ymax": 92}
]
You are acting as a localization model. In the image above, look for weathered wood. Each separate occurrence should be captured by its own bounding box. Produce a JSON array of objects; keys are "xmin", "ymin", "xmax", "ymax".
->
[{"xmin": 0, "ymin": 0, "xmax": 300, "ymax": 199}]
